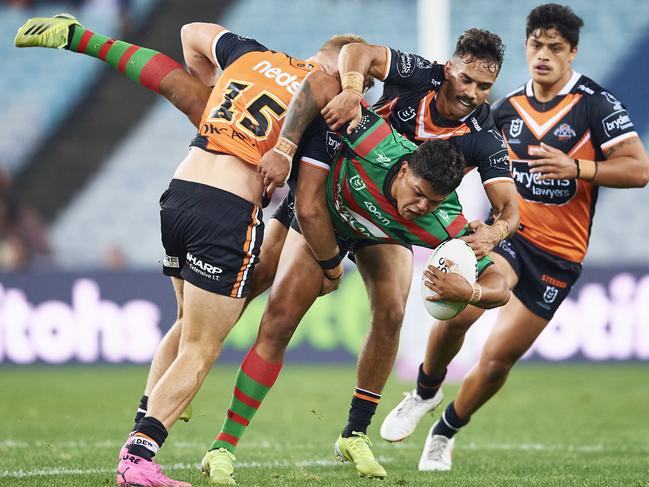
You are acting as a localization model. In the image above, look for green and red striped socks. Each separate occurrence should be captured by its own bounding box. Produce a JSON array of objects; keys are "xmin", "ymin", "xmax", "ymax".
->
[
  {"xmin": 65, "ymin": 25, "xmax": 182, "ymax": 93},
  {"xmin": 211, "ymin": 347, "xmax": 283, "ymax": 452}
]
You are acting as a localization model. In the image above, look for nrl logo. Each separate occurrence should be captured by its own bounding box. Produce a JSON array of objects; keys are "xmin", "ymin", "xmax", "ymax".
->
[
  {"xmin": 397, "ymin": 106, "xmax": 417, "ymax": 122},
  {"xmin": 553, "ymin": 123, "xmax": 576, "ymax": 141},
  {"xmin": 350, "ymin": 174, "xmax": 366, "ymax": 191},
  {"xmin": 509, "ymin": 119, "xmax": 524, "ymax": 138},
  {"xmin": 543, "ymin": 285, "xmax": 558, "ymax": 304}
]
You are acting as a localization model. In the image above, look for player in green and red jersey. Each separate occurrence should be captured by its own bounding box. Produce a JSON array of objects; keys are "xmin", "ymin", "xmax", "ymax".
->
[{"xmin": 201, "ymin": 71, "xmax": 510, "ymax": 482}]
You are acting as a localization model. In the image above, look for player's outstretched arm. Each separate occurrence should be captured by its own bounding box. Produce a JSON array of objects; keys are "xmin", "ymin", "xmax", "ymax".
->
[
  {"xmin": 15, "ymin": 14, "xmax": 211, "ymax": 128},
  {"xmin": 259, "ymin": 71, "xmax": 341, "ymax": 194},
  {"xmin": 295, "ymin": 164, "xmax": 344, "ymax": 296},
  {"xmin": 321, "ymin": 42, "xmax": 387, "ymax": 132},
  {"xmin": 424, "ymin": 263, "xmax": 509, "ymax": 309}
]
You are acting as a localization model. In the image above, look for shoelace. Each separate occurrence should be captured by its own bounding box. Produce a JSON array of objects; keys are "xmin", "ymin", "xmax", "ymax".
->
[
  {"xmin": 396, "ymin": 392, "xmax": 419, "ymax": 415},
  {"xmin": 426, "ymin": 436, "xmax": 449, "ymax": 459}
]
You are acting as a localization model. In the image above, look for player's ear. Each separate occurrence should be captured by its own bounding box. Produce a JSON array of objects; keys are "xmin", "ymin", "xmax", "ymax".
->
[{"xmin": 444, "ymin": 60, "xmax": 452, "ymax": 79}]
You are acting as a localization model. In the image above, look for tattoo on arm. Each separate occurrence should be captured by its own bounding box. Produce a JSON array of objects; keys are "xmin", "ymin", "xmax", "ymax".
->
[
  {"xmin": 280, "ymin": 79, "xmax": 321, "ymax": 145},
  {"xmin": 603, "ymin": 137, "xmax": 638, "ymax": 159}
]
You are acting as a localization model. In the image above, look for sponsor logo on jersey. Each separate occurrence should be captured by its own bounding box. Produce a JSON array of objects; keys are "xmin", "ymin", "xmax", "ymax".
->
[
  {"xmin": 376, "ymin": 152, "xmax": 391, "ymax": 163},
  {"xmin": 577, "ymin": 84, "xmax": 594, "ymax": 95},
  {"xmin": 186, "ymin": 253, "xmax": 223, "ymax": 279},
  {"xmin": 397, "ymin": 52, "xmax": 415, "ymax": 77},
  {"xmin": 542, "ymin": 285, "xmax": 559, "ymax": 304},
  {"xmin": 437, "ymin": 208, "xmax": 450, "ymax": 222},
  {"xmin": 397, "ymin": 106, "xmax": 417, "ymax": 122},
  {"xmin": 363, "ymin": 201, "xmax": 391, "ymax": 226},
  {"xmin": 602, "ymin": 110, "xmax": 633, "ymax": 138},
  {"xmin": 601, "ymin": 91, "xmax": 623, "ymax": 111},
  {"xmin": 469, "ymin": 117, "xmax": 482, "ymax": 132},
  {"xmin": 512, "ymin": 160, "xmax": 577, "ymax": 205},
  {"xmin": 163, "ymin": 254, "xmax": 180, "ymax": 269},
  {"xmin": 252, "ymin": 60, "xmax": 302, "ymax": 95},
  {"xmin": 325, "ymin": 131, "xmax": 342, "ymax": 157},
  {"xmin": 541, "ymin": 274, "xmax": 568, "ymax": 289},
  {"xmin": 553, "ymin": 123, "xmax": 576, "ymax": 141},
  {"xmin": 416, "ymin": 57, "xmax": 433, "ymax": 69},
  {"xmin": 350, "ymin": 174, "xmax": 367, "ymax": 191},
  {"xmin": 489, "ymin": 149, "xmax": 509, "ymax": 170},
  {"xmin": 497, "ymin": 240, "xmax": 517, "ymax": 260},
  {"xmin": 509, "ymin": 119, "xmax": 524, "ymax": 138}
]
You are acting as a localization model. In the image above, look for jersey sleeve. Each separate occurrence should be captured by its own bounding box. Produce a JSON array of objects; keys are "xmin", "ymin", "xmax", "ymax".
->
[
  {"xmin": 461, "ymin": 128, "xmax": 512, "ymax": 185},
  {"xmin": 588, "ymin": 90, "xmax": 638, "ymax": 152},
  {"xmin": 381, "ymin": 48, "xmax": 437, "ymax": 89},
  {"xmin": 336, "ymin": 104, "xmax": 416, "ymax": 165},
  {"xmin": 296, "ymin": 116, "xmax": 339, "ymax": 172},
  {"xmin": 212, "ymin": 31, "xmax": 268, "ymax": 70}
]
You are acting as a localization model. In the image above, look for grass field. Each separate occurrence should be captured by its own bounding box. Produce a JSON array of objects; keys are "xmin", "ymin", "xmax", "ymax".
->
[{"xmin": 0, "ymin": 363, "xmax": 647, "ymax": 486}]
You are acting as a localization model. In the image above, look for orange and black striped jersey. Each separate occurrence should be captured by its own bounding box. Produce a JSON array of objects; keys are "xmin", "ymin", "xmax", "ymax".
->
[
  {"xmin": 373, "ymin": 48, "xmax": 512, "ymax": 187},
  {"xmin": 493, "ymin": 71, "xmax": 639, "ymax": 263},
  {"xmin": 190, "ymin": 31, "xmax": 320, "ymax": 165}
]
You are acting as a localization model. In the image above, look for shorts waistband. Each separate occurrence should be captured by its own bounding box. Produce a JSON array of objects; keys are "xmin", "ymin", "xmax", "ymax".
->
[{"xmin": 168, "ymin": 179, "xmax": 258, "ymax": 212}]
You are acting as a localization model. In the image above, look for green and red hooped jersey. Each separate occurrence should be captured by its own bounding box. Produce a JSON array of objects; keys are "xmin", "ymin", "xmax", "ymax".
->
[{"xmin": 326, "ymin": 106, "xmax": 492, "ymax": 274}]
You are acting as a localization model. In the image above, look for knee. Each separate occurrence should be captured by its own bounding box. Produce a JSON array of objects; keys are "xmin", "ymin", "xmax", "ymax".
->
[
  {"xmin": 178, "ymin": 339, "xmax": 221, "ymax": 372},
  {"xmin": 480, "ymin": 357, "xmax": 513, "ymax": 384},
  {"xmin": 370, "ymin": 304, "xmax": 406, "ymax": 339}
]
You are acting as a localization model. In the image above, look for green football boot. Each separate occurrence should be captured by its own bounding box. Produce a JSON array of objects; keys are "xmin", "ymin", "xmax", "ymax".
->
[
  {"xmin": 334, "ymin": 432, "xmax": 387, "ymax": 478},
  {"xmin": 178, "ymin": 402, "xmax": 192, "ymax": 422},
  {"xmin": 15, "ymin": 13, "xmax": 79, "ymax": 49},
  {"xmin": 201, "ymin": 448, "xmax": 236, "ymax": 485}
]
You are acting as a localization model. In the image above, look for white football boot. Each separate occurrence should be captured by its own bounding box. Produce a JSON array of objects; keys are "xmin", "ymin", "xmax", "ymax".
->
[
  {"xmin": 418, "ymin": 422, "xmax": 455, "ymax": 471},
  {"xmin": 380, "ymin": 388, "xmax": 443, "ymax": 442}
]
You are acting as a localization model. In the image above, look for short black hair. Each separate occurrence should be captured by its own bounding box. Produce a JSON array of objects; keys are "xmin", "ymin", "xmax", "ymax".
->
[
  {"xmin": 409, "ymin": 140, "xmax": 465, "ymax": 196},
  {"xmin": 526, "ymin": 4, "xmax": 584, "ymax": 48},
  {"xmin": 453, "ymin": 28, "xmax": 505, "ymax": 73}
]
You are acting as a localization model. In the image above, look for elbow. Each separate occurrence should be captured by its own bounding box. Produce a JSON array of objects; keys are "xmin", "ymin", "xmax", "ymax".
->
[
  {"xmin": 180, "ymin": 23, "xmax": 197, "ymax": 45},
  {"xmin": 636, "ymin": 165, "xmax": 649, "ymax": 187}
]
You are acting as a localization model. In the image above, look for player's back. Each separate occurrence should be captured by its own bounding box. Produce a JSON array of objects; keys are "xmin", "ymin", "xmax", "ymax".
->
[{"xmin": 191, "ymin": 32, "xmax": 319, "ymax": 165}]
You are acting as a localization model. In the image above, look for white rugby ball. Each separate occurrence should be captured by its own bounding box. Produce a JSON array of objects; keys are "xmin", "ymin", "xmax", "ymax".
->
[{"xmin": 421, "ymin": 239, "xmax": 477, "ymax": 320}]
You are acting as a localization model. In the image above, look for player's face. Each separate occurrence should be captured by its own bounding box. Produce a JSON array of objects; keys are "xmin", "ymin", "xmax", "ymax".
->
[
  {"xmin": 440, "ymin": 56, "xmax": 498, "ymax": 120},
  {"xmin": 525, "ymin": 28, "xmax": 577, "ymax": 87},
  {"xmin": 393, "ymin": 163, "xmax": 448, "ymax": 220}
]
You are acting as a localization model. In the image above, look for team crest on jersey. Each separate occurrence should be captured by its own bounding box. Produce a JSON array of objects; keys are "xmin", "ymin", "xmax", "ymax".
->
[
  {"xmin": 397, "ymin": 52, "xmax": 415, "ymax": 77},
  {"xmin": 350, "ymin": 174, "xmax": 366, "ymax": 191},
  {"xmin": 542, "ymin": 285, "xmax": 559, "ymax": 304},
  {"xmin": 325, "ymin": 131, "xmax": 342, "ymax": 157},
  {"xmin": 397, "ymin": 106, "xmax": 417, "ymax": 122},
  {"xmin": 509, "ymin": 119, "xmax": 524, "ymax": 138},
  {"xmin": 553, "ymin": 123, "xmax": 576, "ymax": 141}
]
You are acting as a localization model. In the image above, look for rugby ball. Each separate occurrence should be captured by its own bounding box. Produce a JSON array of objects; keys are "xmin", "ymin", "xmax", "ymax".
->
[{"xmin": 421, "ymin": 239, "xmax": 477, "ymax": 320}]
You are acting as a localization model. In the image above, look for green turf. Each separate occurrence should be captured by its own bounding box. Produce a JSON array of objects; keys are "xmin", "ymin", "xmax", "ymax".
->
[{"xmin": 0, "ymin": 363, "xmax": 647, "ymax": 486}]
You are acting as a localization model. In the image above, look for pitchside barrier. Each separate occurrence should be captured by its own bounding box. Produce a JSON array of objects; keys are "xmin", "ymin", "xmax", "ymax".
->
[{"xmin": 1, "ymin": 262, "xmax": 648, "ymax": 373}]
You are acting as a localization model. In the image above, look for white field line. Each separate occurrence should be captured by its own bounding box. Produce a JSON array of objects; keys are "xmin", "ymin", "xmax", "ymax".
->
[{"xmin": 0, "ymin": 440, "xmax": 644, "ymax": 479}]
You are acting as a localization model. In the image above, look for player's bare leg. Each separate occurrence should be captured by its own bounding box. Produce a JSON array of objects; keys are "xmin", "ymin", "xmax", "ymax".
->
[
  {"xmin": 202, "ymin": 228, "xmax": 323, "ymax": 484},
  {"xmin": 454, "ymin": 296, "xmax": 549, "ymax": 419}
]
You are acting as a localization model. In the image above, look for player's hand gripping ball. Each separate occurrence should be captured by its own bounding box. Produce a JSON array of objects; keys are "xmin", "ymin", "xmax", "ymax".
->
[{"xmin": 421, "ymin": 239, "xmax": 477, "ymax": 320}]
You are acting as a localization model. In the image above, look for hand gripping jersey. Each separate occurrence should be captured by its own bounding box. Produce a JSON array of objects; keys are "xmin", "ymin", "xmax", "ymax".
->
[
  {"xmin": 325, "ymin": 106, "xmax": 492, "ymax": 274},
  {"xmin": 492, "ymin": 72, "xmax": 639, "ymax": 263},
  {"xmin": 373, "ymin": 48, "xmax": 512, "ymax": 187},
  {"xmin": 191, "ymin": 31, "xmax": 320, "ymax": 165}
]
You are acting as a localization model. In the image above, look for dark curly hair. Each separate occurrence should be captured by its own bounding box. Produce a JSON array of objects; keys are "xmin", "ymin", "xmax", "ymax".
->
[
  {"xmin": 526, "ymin": 4, "xmax": 584, "ymax": 48},
  {"xmin": 453, "ymin": 28, "xmax": 505, "ymax": 74},
  {"xmin": 409, "ymin": 140, "xmax": 465, "ymax": 197}
]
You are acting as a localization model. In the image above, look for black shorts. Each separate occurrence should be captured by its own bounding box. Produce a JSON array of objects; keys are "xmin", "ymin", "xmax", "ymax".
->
[
  {"xmin": 159, "ymin": 179, "xmax": 264, "ymax": 298},
  {"xmin": 289, "ymin": 216, "xmax": 411, "ymax": 263},
  {"xmin": 493, "ymin": 233, "xmax": 582, "ymax": 320},
  {"xmin": 271, "ymin": 193, "xmax": 295, "ymax": 228}
]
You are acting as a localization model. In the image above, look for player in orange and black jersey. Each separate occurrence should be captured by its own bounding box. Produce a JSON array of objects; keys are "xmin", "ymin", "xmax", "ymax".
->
[
  {"xmin": 268, "ymin": 29, "xmax": 518, "ymax": 474},
  {"xmin": 379, "ymin": 4, "xmax": 649, "ymax": 472}
]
